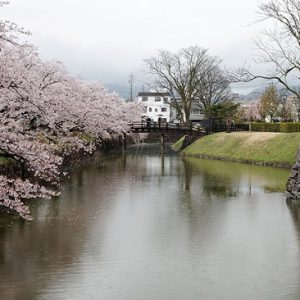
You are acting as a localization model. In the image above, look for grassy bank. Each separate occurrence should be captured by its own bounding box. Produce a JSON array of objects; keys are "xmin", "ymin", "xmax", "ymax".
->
[
  {"xmin": 180, "ymin": 132, "xmax": 300, "ymax": 168},
  {"xmin": 172, "ymin": 136, "xmax": 185, "ymax": 152}
]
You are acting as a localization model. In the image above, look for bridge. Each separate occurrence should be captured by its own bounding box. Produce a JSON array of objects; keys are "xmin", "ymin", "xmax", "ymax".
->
[
  {"xmin": 129, "ymin": 121, "xmax": 202, "ymax": 133},
  {"xmin": 125, "ymin": 121, "xmax": 249, "ymax": 153},
  {"xmin": 129, "ymin": 121, "xmax": 249, "ymax": 134}
]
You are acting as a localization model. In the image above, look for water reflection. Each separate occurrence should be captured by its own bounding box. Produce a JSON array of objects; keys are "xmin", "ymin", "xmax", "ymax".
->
[
  {"xmin": 183, "ymin": 157, "xmax": 290, "ymax": 196},
  {"xmin": 0, "ymin": 151, "xmax": 298, "ymax": 300},
  {"xmin": 286, "ymin": 199, "xmax": 300, "ymax": 244},
  {"xmin": 285, "ymin": 200, "xmax": 300, "ymax": 296}
]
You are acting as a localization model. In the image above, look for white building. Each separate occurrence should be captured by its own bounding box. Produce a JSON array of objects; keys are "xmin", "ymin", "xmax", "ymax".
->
[
  {"xmin": 136, "ymin": 91, "xmax": 204, "ymax": 123},
  {"xmin": 137, "ymin": 92, "xmax": 172, "ymax": 122}
]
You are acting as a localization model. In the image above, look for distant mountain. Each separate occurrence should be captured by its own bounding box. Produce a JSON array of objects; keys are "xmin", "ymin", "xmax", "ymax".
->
[
  {"xmin": 239, "ymin": 87, "xmax": 266, "ymax": 100},
  {"xmin": 240, "ymin": 85, "xmax": 300, "ymax": 100},
  {"xmin": 105, "ymin": 82, "xmax": 155, "ymax": 100},
  {"xmin": 104, "ymin": 83, "xmax": 130, "ymax": 99},
  {"xmin": 106, "ymin": 82, "xmax": 300, "ymax": 101}
]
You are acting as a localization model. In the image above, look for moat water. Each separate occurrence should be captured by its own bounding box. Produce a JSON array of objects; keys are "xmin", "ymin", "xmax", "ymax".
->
[{"xmin": 0, "ymin": 144, "xmax": 299, "ymax": 299}]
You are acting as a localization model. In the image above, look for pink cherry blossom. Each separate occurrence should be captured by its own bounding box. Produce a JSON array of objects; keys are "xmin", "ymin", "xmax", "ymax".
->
[{"xmin": 0, "ymin": 3, "xmax": 142, "ymax": 219}]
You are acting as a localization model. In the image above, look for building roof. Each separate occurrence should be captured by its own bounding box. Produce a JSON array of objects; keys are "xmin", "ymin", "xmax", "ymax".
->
[{"xmin": 137, "ymin": 92, "xmax": 171, "ymax": 97}]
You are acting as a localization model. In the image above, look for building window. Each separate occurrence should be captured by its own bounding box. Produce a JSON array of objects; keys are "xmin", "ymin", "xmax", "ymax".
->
[
  {"xmin": 142, "ymin": 96, "xmax": 148, "ymax": 102},
  {"xmin": 149, "ymin": 107, "xmax": 152, "ymax": 112},
  {"xmin": 191, "ymin": 108, "xmax": 202, "ymax": 115},
  {"xmin": 155, "ymin": 96, "xmax": 161, "ymax": 102},
  {"xmin": 143, "ymin": 106, "xmax": 147, "ymax": 113},
  {"xmin": 163, "ymin": 97, "xmax": 169, "ymax": 104},
  {"xmin": 161, "ymin": 107, "xmax": 167, "ymax": 112},
  {"xmin": 155, "ymin": 108, "xmax": 158, "ymax": 112}
]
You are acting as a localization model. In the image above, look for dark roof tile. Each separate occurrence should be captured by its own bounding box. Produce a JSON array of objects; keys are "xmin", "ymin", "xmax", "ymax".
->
[{"xmin": 137, "ymin": 92, "xmax": 171, "ymax": 97}]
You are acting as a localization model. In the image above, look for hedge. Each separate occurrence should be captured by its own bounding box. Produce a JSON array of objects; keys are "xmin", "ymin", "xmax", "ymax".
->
[
  {"xmin": 279, "ymin": 122, "xmax": 300, "ymax": 133},
  {"xmin": 250, "ymin": 122, "xmax": 300, "ymax": 133},
  {"xmin": 250, "ymin": 122, "xmax": 280, "ymax": 132}
]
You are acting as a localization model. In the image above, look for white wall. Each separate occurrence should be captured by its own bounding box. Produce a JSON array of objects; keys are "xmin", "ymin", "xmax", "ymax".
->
[{"xmin": 138, "ymin": 95, "xmax": 171, "ymax": 122}]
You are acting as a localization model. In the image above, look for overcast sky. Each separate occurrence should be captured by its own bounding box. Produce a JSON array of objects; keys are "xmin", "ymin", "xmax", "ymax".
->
[{"xmin": 1, "ymin": 0, "xmax": 267, "ymax": 95}]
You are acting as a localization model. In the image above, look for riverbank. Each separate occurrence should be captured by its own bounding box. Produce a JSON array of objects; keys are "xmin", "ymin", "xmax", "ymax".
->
[{"xmin": 175, "ymin": 132, "xmax": 300, "ymax": 168}]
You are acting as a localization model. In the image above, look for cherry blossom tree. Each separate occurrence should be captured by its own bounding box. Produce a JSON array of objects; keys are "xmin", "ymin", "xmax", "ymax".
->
[
  {"xmin": 238, "ymin": 101, "xmax": 262, "ymax": 122},
  {"xmin": 0, "ymin": 1, "xmax": 30, "ymax": 45},
  {"xmin": 0, "ymin": 2, "xmax": 142, "ymax": 219}
]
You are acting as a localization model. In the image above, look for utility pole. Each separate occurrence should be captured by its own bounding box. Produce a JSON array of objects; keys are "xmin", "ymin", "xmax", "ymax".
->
[{"xmin": 128, "ymin": 73, "xmax": 135, "ymax": 102}]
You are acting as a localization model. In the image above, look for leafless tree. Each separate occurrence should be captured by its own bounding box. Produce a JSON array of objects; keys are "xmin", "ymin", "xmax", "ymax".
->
[
  {"xmin": 195, "ymin": 65, "xmax": 231, "ymax": 110},
  {"xmin": 277, "ymin": 88, "xmax": 297, "ymax": 120},
  {"xmin": 144, "ymin": 46, "xmax": 230, "ymax": 123},
  {"xmin": 234, "ymin": 0, "xmax": 300, "ymax": 99}
]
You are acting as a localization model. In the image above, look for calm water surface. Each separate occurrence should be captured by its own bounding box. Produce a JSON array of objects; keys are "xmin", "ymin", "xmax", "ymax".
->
[{"xmin": 0, "ymin": 144, "xmax": 300, "ymax": 300}]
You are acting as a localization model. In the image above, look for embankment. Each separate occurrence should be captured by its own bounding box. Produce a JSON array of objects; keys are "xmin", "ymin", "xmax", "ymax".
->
[{"xmin": 177, "ymin": 132, "xmax": 300, "ymax": 168}]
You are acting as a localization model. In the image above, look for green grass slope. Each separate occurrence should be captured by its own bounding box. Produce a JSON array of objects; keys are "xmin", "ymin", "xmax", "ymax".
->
[
  {"xmin": 181, "ymin": 132, "xmax": 300, "ymax": 167},
  {"xmin": 171, "ymin": 135, "xmax": 186, "ymax": 152}
]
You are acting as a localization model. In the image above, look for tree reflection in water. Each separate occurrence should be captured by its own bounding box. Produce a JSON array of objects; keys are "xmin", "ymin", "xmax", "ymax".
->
[{"xmin": 182, "ymin": 157, "xmax": 289, "ymax": 198}]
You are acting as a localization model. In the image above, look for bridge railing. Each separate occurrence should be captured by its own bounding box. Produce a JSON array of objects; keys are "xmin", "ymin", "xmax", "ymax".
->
[
  {"xmin": 129, "ymin": 121, "xmax": 250, "ymax": 133},
  {"xmin": 129, "ymin": 121, "xmax": 165, "ymax": 129},
  {"xmin": 129, "ymin": 121, "xmax": 192, "ymax": 131},
  {"xmin": 208, "ymin": 123, "xmax": 250, "ymax": 133}
]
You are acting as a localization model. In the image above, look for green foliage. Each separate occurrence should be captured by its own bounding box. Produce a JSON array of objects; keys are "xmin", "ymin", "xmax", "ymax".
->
[
  {"xmin": 251, "ymin": 122, "xmax": 300, "ymax": 133},
  {"xmin": 0, "ymin": 156, "xmax": 10, "ymax": 165},
  {"xmin": 250, "ymin": 122, "xmax": 280, "ymax": 132},
  {"xmin": 266, "ymin": 123, "xmax": 280, "ymax": 132},
  {"xmin": 182, "ymin": 132, "xmax": 300, "ymax": 165},
  {"xmin": 205, "ymin": 102, "xmax": 240, "ymax": 121},
  {"xmin": 250, "ymin": 123, "xmax": 263, "ymax": 131},
  {"xmin": 279, "ymin": 122, "xmax": 300, "ymax": 133}
]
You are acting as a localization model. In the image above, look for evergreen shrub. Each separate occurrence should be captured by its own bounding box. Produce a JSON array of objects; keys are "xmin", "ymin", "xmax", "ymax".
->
[
  {"xmin": 250, "ymin": 122, "xmax": 300, "ymax": 133},
  {"xmin": 279, "ymin": 123, "xmax": 300, "ymax": 133}
]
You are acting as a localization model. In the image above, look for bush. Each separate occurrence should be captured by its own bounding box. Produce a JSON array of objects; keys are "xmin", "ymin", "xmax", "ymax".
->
[
  {"xmin": 265, "ymin": 123, "xmax": 281, "ymax": 132},
  {"xmin": 250, "ymin": 123, "xmax": 264, "ymax": 132},
  {"xmin": 250, "ymin": 122, "xmax": 280, "ymax": 132},
  {"xmin": 280, "ymin": 122, "xmax": 300, "ymax": 133},
  {"xmin": 250, "ymin": 122, "xmax": 300, "ymax": 133}
]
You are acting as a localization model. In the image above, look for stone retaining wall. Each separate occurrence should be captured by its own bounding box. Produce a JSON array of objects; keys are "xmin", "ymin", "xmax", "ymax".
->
[{"xmin": 286, "ymin": 151, "xmax": 300, "ymax": 200}]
